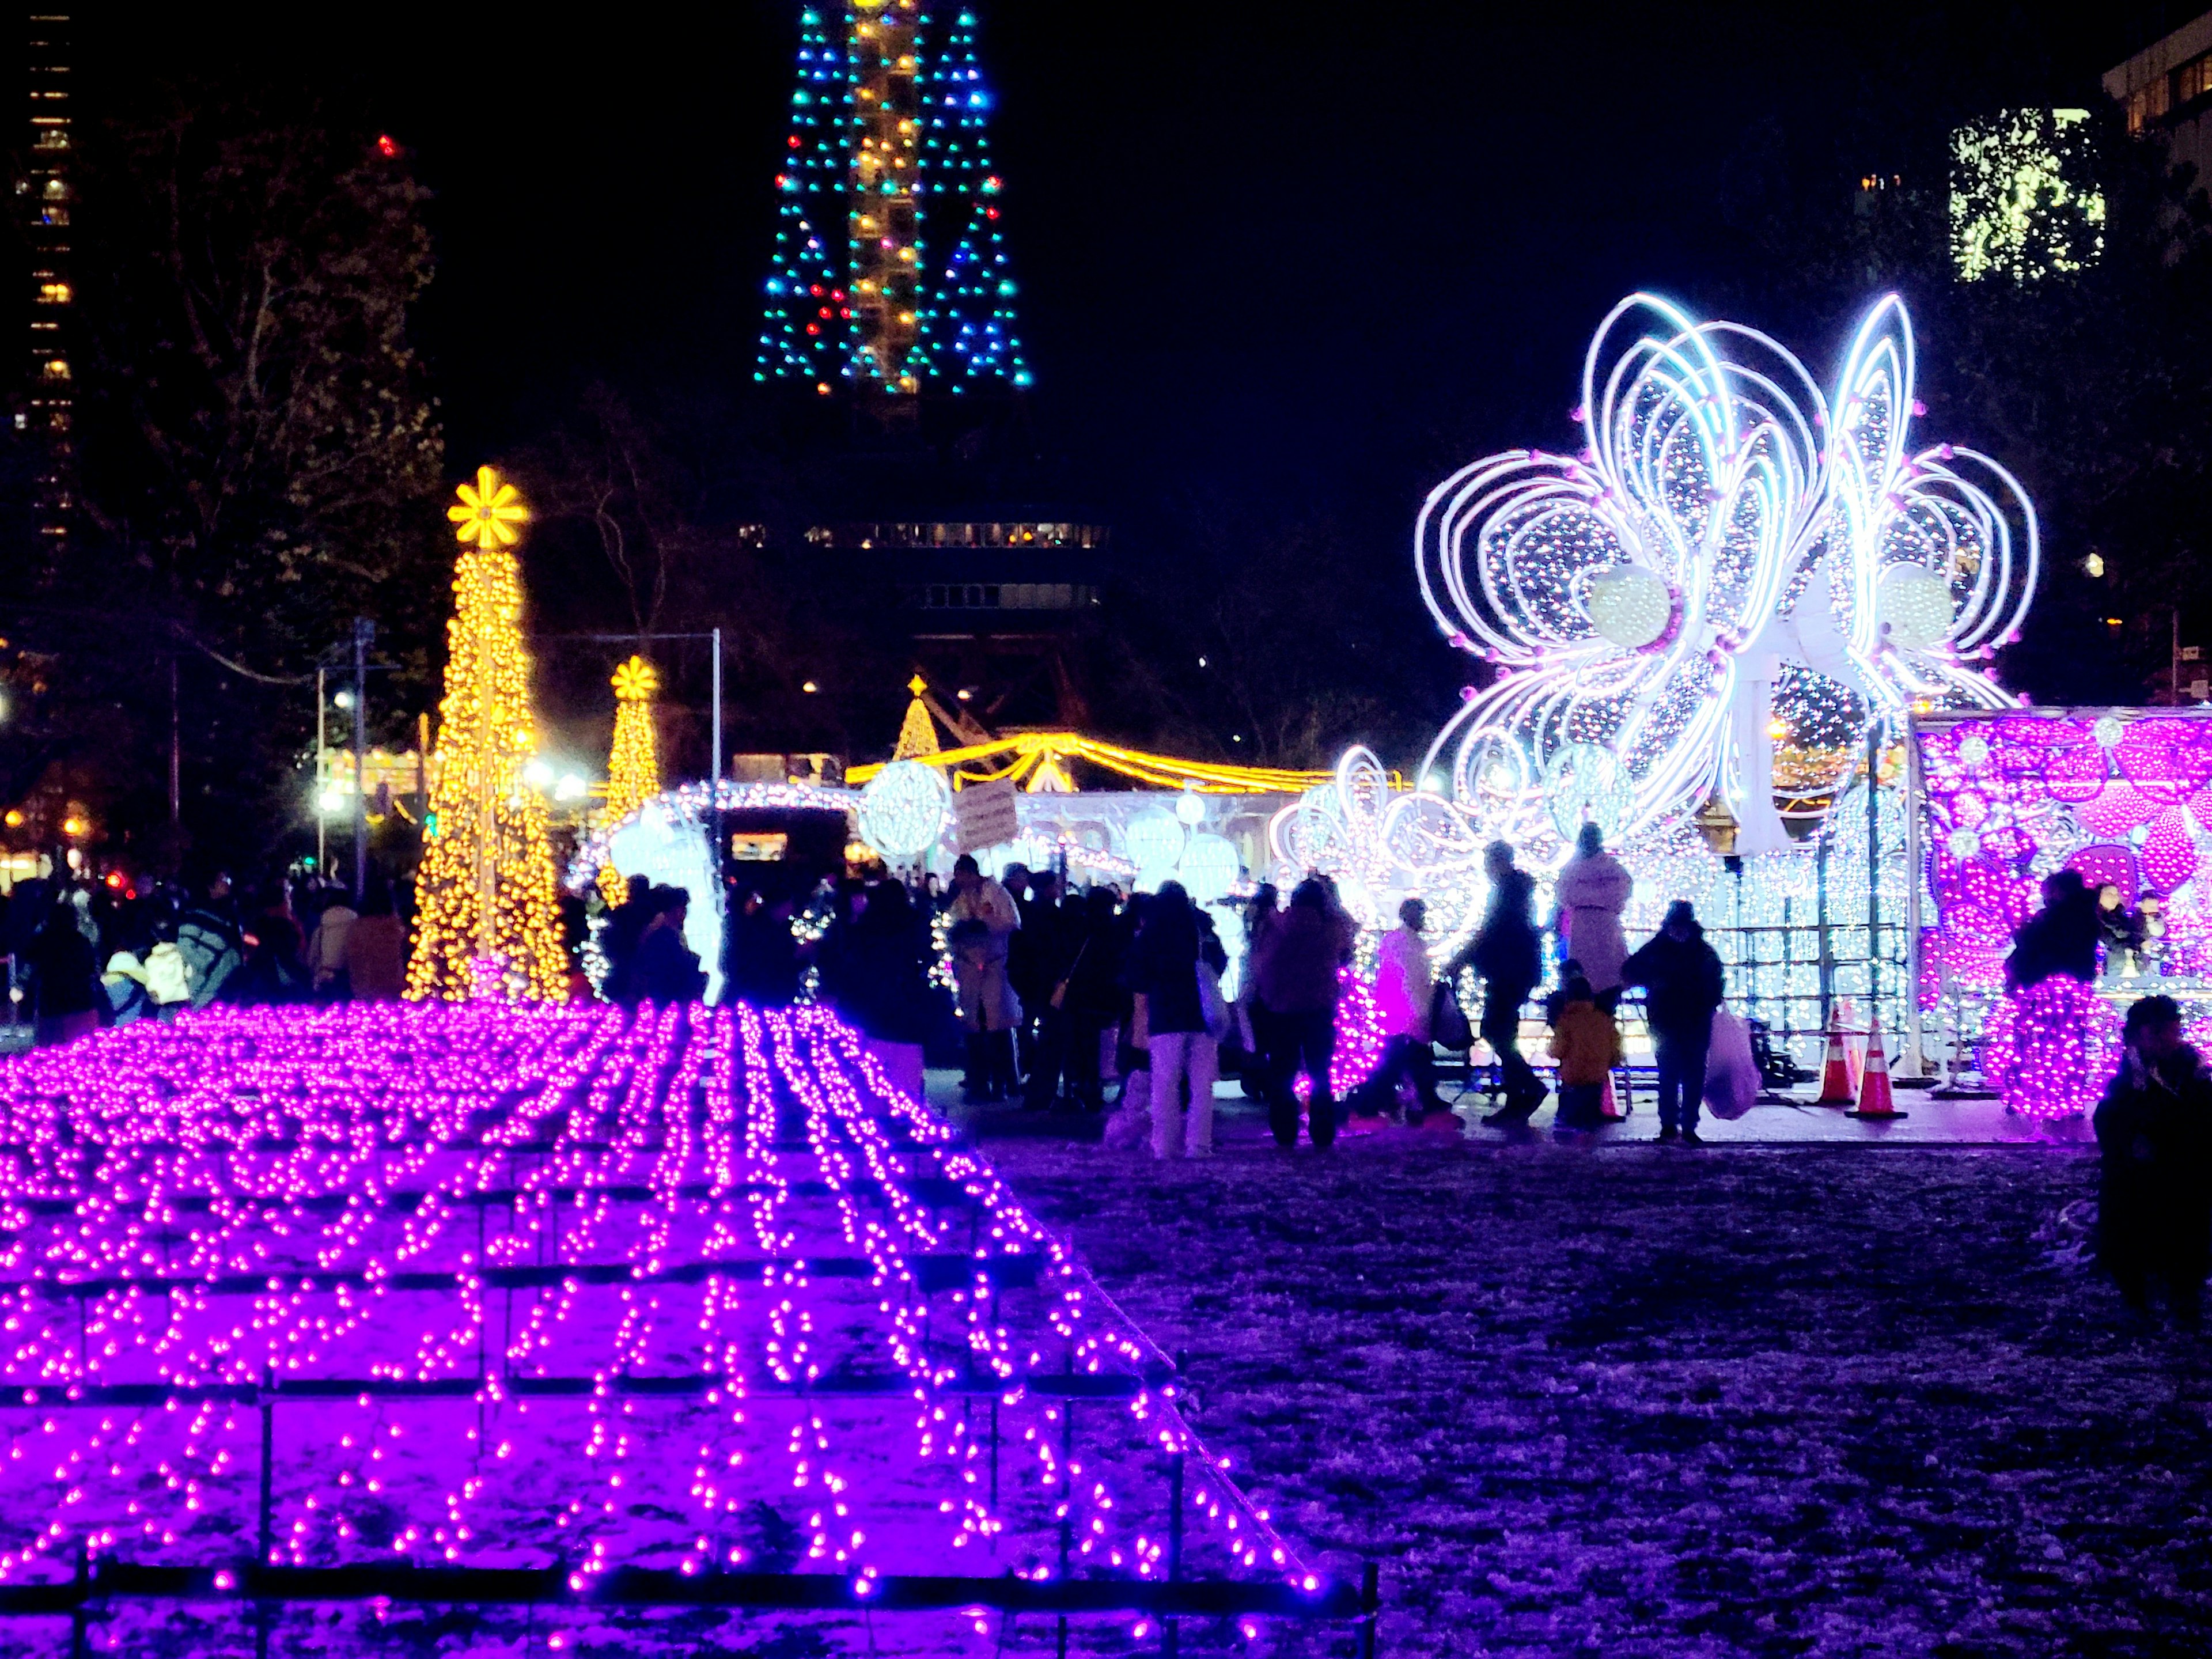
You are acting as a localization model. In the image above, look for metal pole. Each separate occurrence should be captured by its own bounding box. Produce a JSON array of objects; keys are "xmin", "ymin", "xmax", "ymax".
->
[
  {"xmin": 1866, "ymin": 724, "xmax": 1881, "ymax": 1027},
  {"xmin": 168, "ymin": 656, "xmax": 181, "ymax": 827},
  {"xmin": 353, "ymin": 619, "xmax": 372, "ymax": 902},
  {"xmin": 1903, "ymin": 711, "xmax": 1926, "ymax": 1076},
  {"xmin": 316, "ymin": 667, "xmax": 327, "ymax": 877},
  {"xmin": 711, "ymin": 627, "xmax": 724, "ymax": 787}
]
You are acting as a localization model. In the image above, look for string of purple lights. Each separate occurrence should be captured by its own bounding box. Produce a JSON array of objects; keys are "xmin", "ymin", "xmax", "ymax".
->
[{"xmin": 0, "ymin": 1001, "xmax": 1324, "ymax": 1645}]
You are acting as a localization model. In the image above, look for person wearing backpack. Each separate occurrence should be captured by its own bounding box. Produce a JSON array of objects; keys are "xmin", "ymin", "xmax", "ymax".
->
[
  {"xmin": 1122, "ymin": 881, "xmax": 1229, "ymax": 1158},
  {"xmin": 175, "ymin": 874, "xmax": 246, "ymax": 1009}
]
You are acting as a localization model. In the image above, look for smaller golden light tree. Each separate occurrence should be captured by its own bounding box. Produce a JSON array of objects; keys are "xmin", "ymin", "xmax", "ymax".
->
[
  {"xmin": 406, "ymin": 467, "xmax": 568, "ymax": 1001},
  {"xmin": 596, "ymin": 654, "xmax": 662, "ymax": 905}
]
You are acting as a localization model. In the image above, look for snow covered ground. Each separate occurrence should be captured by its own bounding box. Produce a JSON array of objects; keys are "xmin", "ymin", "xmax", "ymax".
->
[{"xmin": 990, "ymin": 1126, "xmax": 2211, "ymax": 1657}]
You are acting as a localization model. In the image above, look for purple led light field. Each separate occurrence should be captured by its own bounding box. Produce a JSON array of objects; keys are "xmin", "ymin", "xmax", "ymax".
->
[{"xmin": 0, "ymin": 1002, "xmax": 1307, "ymax": 1649}]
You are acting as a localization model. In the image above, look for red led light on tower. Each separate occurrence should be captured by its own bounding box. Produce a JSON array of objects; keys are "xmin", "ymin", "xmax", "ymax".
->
[{"xmin": 376, "ymin": 134, "xmax": 400, "ymax": 158}]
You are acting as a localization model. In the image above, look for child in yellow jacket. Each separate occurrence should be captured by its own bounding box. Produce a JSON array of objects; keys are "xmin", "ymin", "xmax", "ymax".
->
[{"xmin": 1548, "ymin": 976, "xmax": 1622, "ymax": 1132}]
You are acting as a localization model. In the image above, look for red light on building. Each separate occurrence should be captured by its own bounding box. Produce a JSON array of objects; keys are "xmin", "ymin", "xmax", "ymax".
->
[{"xmin": 376, "ymin": 134, "xmax": 400, "ymax": 158}]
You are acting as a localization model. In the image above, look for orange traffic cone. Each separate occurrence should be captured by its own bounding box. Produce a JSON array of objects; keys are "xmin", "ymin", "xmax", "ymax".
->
[
  {"xmin": 1598, "ymin": 1070, "xmax": 1623, "ymax": 1120},
  {"xmin": 1816, "ymin": 1006, "xmax": 1859, "ymax": 1105},
  {"xmin": 1846, "ymin": 1019, "xmax": 1908, "ymax": 1119}
]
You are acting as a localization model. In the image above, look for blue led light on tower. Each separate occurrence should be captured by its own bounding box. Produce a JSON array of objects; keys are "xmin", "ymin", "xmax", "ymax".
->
[{"xmin": 756, "ymin": 1, "xmax": 1031, "ymax": 395}]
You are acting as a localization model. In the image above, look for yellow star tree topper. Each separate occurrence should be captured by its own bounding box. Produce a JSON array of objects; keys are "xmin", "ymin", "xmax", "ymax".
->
[
  {"xmin": 406, "ymin": 467, "xmax": 569, "ymax": 1001},
  {"xmin": 596, "ymin": 654, "xmax": 662, "ymax": 905}
]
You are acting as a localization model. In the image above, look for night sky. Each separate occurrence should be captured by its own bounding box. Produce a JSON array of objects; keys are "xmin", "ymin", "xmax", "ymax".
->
[{"xmin": 100, "ymin": 2, "xmax": 2164, "ymax": 660}]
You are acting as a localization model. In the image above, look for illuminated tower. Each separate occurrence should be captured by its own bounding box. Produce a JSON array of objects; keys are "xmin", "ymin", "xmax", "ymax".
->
[
  {"xmin": 24, "ymin": 11, "xmax": 72, "ymax": 546},
  {"xmin": 757, "ymin": 2, "xmax": 1031, "ymax": 401}
]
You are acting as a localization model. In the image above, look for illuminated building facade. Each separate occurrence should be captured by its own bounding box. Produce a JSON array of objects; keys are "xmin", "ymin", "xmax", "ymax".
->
[
  {"xmin": 23, "ymin": 10, "xmax": 71, "ymax": 544},
  {"xmin": 757, "ymin": 2, "xmax": 1030, "ymax": 401},
  {"xmin": 2105, "ymin": 10, "xmax": 2212, "ymax": 205}
]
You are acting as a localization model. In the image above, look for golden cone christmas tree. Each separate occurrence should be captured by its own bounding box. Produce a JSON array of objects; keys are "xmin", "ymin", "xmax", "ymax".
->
[
  {"xmin": 596, "ymin": 654, "xmax": 661, "ymax": 906},
  {"xmin": 892, "ymin": 674, "xmax": 941, "ymax": 760},
  {"xmin": 406, "ymin": 466, "xmax": 568, "ymax": 1002}
]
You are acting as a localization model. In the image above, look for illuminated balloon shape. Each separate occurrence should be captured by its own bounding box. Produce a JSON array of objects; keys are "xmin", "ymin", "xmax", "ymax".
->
[
  {"xmin": 1125, "ymin": 811, "xmax": 1185, "ymax": 889},
  {"xmin": 1584, "ymin": 565, "xmax": 1674, "ymax": 650},
  {"xmin": 1179, "ymin": 832, "xmax": 1240, "ymax": 904},
  {"xmin": 858, "ymin": 759, "xmax": 951, "ymax": 858},
  {"xmin": 1417, "ymin": 292, "xmax": 2039, "ymax": 846},
  {"xmin": 1541, "ymin": 742, "xmax": 1635, "ymax": 842},
  {"xmin": 1877, "ymin": 563, "xmax": 1953, "ymax": 651}
]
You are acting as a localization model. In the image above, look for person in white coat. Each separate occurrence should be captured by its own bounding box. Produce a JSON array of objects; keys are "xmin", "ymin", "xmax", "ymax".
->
[{"xmin": 1555, "ymin": 823, "xmax": 1634, "ymax": 1009}]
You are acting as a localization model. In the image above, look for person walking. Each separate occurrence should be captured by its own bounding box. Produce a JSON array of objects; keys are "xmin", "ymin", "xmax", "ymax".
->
[
  {"xmin": 1252, "ymin": 879, "xmax": 1344, "ymax": 1148},
  {"xmin": 2093, "ymin": 994, "xmax": 2212, "ymax": 1329},
  {"xmin": 305, "ymin": 888, "xmax": 359, "ymax": 1002},
  {"xmin": 1555, "ymin": 823, "xmax": 1634, "ymax": 1009},
  {"xmin": 1548, "ymin": 975, "xmax": 1623, "ymax": 1137},
  {"xmin": 1122, "ymin": 881, "xmax": 1228, "ymax": 1158},
  {"xmin": 344, "ymin": 878, "xmax": 408, "ymax": 1002},
  {"xmin": 1355, "ymin": 897, "xmax": 1446, "ymax": 1123},
  {"xmin": 946, "ymin": 853, "xmax": 1022, "ymax": 1102},
  {"xmin": 1622, "ymin": 899, "xmax": 1727, "ymax": 1144},
  {"xmin": 832, "ymin": 880, "xmax": 938, "ymax": 1100},
  {"xmin": 1062, "ymin": 887, "xmax": 1128, "ymax": 1113},
  {"xmin": 1455, "ymin": 841, "xmax": 1546, "ymax": 1126}
]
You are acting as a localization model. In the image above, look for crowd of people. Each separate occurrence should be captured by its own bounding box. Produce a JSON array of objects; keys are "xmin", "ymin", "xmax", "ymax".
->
[{"xmin": 0, "ymin": 868, "xmax": 410, "ymax": 1043}]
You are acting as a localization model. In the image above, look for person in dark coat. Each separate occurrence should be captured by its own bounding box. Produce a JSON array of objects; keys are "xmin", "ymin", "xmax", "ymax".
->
[
  {"xmin": 237, "ymin": 884, "xmax": 309, "ymax": 1005},
  {"xmin": 2006, "ymin": 869, "xmax": 2100, "ymax": 991},
  {"xmin": 1017, "ymin": 872, "xmax": 1087, "ymax": 1110},
  {"xmin": 832, "ymin": 880, "xmax": 939, "ymax": 1099},
  {"xmin": 1251, "ymin": 879, "xmax": 1344, "ymax": 1149},
  {"xmin": 630, "ymin": 887, "xmax": 709, "ymax": 1005},
  {"xmin": 1450, "ymin": 840, "xmax": 1546, "ymax": 1126},
  {"xmin": 600, "ymin": 874, "xmax": 653, "ymax": 1003},
  {"xmin": 1121, "ymin": 881, "xmax": 1230, "ymax": 1158},
  {"xmin": 1621, "ymin": 899, "xmax": 1728, "ymax": 1144},
  {"xmin": 2093, "ymin": 994, "xmax": 2212, "ymax": 1329},
  {"xmin": 1061, "ymin": 887, "xmax": 1129, "ymax": 1113},
  {"xmin": 31, "ymin": 895, "xmax": 101, "ymax": 1046}
]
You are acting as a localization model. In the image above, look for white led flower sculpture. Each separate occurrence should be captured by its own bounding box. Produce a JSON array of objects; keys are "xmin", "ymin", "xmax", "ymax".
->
[
  {"xmin": 1417, "ymin": 293, "xmax": 2037, "ymax": 852},
  {"xmin": 1270, "ymin": 747, "xmax": 1492, "ymax": 948}
]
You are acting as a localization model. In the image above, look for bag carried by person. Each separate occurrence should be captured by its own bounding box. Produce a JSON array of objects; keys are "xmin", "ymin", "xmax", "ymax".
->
[
  {"xmin": 1431, "ymin": 979, "xmax": 1472, "ymax": 1050},
  {"xmin": 1195, "ymin": 959, "xmax": 1231, "ymax": 1042},
  {"xmin": 1703, "ymin": 1005, "xmax": 1760, "ymax": 1120}
]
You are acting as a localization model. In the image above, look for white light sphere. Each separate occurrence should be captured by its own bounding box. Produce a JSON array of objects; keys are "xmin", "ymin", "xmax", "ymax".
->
[
  {"xmin": 1584, "ymin": 564, "xmax": 1673, "ymax": 650},
  {"xmin": 1877, "ymin": 563, "xmax": 1954, "ymax": 650},
  {"xmin": 858, "ymin": 760, "xmax": 950, "ymax": 858},
  {"xmin": 1174, "ymin": 789, "xmax": 1207, "ymax": 826},
  {"xmin": 1178, "ymin": 832, "xmax": 1238, "ymax": 904},
  {"xmin": 1542, "ymin": 742, "xmax": 1634, "ymax": 842},
  {"xmin": 1125, "ymin": 811, "xmax": 1186, "ymax": 873}
]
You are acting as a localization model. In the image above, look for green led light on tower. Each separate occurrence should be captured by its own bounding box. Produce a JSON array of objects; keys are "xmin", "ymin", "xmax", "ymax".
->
[{"xmin": 756, "ymin": 2, "xmax": 1032, "ymax": 395}]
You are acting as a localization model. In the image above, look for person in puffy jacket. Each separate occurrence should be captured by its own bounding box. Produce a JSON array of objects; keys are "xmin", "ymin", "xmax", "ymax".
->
[
  {"xmin": 1555, "ymin": 823, "xmax": 1634, "ymax": 1007},
  {"xmin": 1622, "ymin": 900, "xmax": 1726, "ymax": 1144},
  {"xmin": 1251, "ymin": 880, "xmax": 1344, "ymax": 1149},
  {"xmin": 1548, "ymin": 976, "xmax": 1622, "ymax": 1135}
]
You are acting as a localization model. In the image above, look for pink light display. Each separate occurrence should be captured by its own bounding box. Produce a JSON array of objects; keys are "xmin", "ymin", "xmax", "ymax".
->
[
  {"xmin": 1920, "ymin": 710, "xmax": 2212, "ymax": 994},
  {"xmin": 1977, "ymin": 975, "xmax": 2120, "ymax": 1119},
  {"xmin": 0, "ymin": 1002, "xmax": 1314, "ymax": 1642}
]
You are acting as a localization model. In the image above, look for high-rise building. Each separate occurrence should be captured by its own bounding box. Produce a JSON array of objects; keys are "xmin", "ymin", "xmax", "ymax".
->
[
  {"xmin": 756, "ymin": 1, "xmax": 1031, "ymax": 402},
  {"xmin": 2105, "ymin": 10, "xmax": 2212, "ymax": 203},
  {"xmin": 24, "ymin": 10, "xmax": 72, "ymax": 546}
]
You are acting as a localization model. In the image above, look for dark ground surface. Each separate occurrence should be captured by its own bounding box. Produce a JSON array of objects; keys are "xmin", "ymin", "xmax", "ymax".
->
[{"xmin": 991, "ymin": 1121, "xmax": 2212, "ymax": 1658}]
